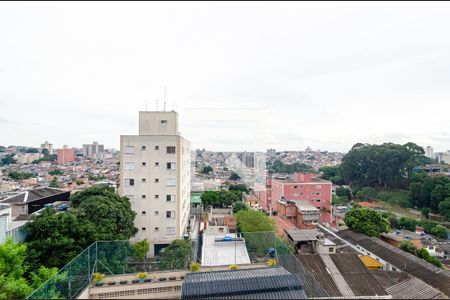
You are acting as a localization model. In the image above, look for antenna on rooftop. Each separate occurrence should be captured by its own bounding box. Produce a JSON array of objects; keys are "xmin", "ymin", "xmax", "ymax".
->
[
  {"xmin": 155, "ymin": 99, "xmax": 159, "ymax": 111},
  {"xmin": 145, "ymin": 100, "xmax": 148, "ymax": 111},
  {"xmin": 163, "ymin": 87, "xmax": 167, "ymax": 111}
]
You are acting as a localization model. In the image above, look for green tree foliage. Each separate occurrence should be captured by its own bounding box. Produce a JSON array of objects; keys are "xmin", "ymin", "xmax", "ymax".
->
[
  {"xmin": 201, "ymin": 190, "xmax": 241, "ymax": 208},
  {"xmin": 399, "ymin": 240, "xmax": 417, "ymax": 255},
  {"xmin": 438, "ymin": 198, "xmax": 450, "ymax": 221},
  {"xmin": 26, "ymin": 148, "xmax": 39, "ymax": 153},
  {"xmin": 41, "ymin": 148, "xmax": 49, "ymax": 157},
  {"xmin": 201, "ymin": 165, "xmax": 213, "ymax": 174},
  {"xmin": 0, "ymin": 238, "xmax": 57, "ymax": 299},
  {"xmin": 416, "ymin": 248, "xmax": 442, "ymax": 268},
  {"xmin": 235, "ymin": 210, "xmax": 275, "ymax": 232},
  {"xmin": 319, "ymin": 166, "xmax": 345, "ymax": 185},
  {"xmin": 8, "ymin": 171, "xmax": 33, "ymax": 180},
  {"xmin": 48, "ymin": 170, "xmax": 63, "ymax": 176},
  {"xmin": 269, "ymin": 160, "xmax": 314, "ymax": 174},
  {"xmin": 341, "ymin": 142, "xmax": 426, "ymax": 188},
  {"xmin": 421, "ymin": 207, "xmax": 430, "ymax": 219},
  {"xmin": 49, "ymin": 177, "xmax": 58, "ymax": 188},
  {"xmin": 132, "ymin": 240, "xmax": 150, "ymax": 262},
  {"xmin": 0, "ymin": 146, "xmax": 5, "ymax": 152},
  {"xmin": 408, "ymin": 173, "xmax": 450, "ymax": 213},
  {"xmin": 0, "ymin": 155, "xmax": 16, "ymax": 166},
  {"xmin": 232, "ymin": 202, "xmax": 248, "ymax": 214},
  {"xmin": 229, "ymin": 184, "xmax": 249, "ymax": 193},
  {"xmin": 344, "ymin": 206, "xmax": 390, "ymax": 237},
  {"xmin": 25, "ymin": 186, "xmax": 137, "ymax": 271},
  {"xmin": 88, "ymin": 175, "xmax": 107, "ymax": 181},
  {"xmin": 397, "ymin": 217, "xmax": 417, "ymax": 231},
  {"xmin": 430, "ymin": 225, "xmax": 448, "ymax": 239},
  {"xmin": 336, "ymin": 187, "xmax": 351, "ymax": 200},
  {"xmin": 159, "ymin": 240, "xmax": 191, "ymax": 270},
  {"xmin": 229, "ymin": 172, "xmax": 241, "ymax": 181}
]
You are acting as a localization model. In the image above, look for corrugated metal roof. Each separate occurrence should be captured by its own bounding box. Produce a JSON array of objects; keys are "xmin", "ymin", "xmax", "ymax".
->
[
  {"xmin": 182, "ymin": 267, "xmax": 307, "ymax": 299},
  {"xmin": 386, "ymin": 277, "xmax": 442, "ymax": 299}
]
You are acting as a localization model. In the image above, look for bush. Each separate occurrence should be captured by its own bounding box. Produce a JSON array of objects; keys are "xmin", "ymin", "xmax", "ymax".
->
[
  {"xmin": 397, "ymin": 217, "xmax": 417, "ymax": 232},
  {"xmin": 399, "ymin": 241, "xmax": 417, "ymax": 255},
  {"xmin": 430, "ymin": 225, "xmax": 448, "ymax": 239},
  {"xmin": 344, "ymin": 206, "xmax": 390, "ymax": 237},
  {"xmin": 190, "ymin": 262, "xmax": 200, "ymax": 272},
  {"xmin": 267, "ymin": 258, "xmax": 278, "ymax": 267}
]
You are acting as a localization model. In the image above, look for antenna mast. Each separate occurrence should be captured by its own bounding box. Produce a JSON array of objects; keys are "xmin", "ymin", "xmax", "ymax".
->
[{"xmin": 163, "ymin": 87, "xmax": 167, "ymax": 111}]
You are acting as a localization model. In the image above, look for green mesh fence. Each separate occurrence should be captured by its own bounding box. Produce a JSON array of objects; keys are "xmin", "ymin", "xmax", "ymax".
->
[{"xmin": 28, "ymin": 233, "xmax": 293, "ymax": 299}]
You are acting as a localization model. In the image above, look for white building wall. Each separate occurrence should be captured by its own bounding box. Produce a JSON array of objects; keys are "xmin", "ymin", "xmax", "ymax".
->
[{"xmin": 119, "ymin": 111, "xmax": 190, "ymax": 257}]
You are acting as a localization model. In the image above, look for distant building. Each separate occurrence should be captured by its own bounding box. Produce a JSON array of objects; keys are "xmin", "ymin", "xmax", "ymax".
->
[
  {"xmin": 0, "ymin": 204, "xmax": 27, "ymax": 243},
  {"xmin": 436, "ymin": 151, "xmax": 450, "ymax": 164},
  {"xmin": 277, "ymin": 198, "xmax": 320, "ymax": 229},
  {"xmin": 82, "ymin": 141, "xmax": 105, "ymax": 158},
  {"xmin": 380, "ymin": 230, "xmax": 422, "ymax": 249},
  {"xmin": 14, "ymin": 153, "xmax": 42, "ymax": 164},
  {"xmin": 271, "ymin": 173, "xmax": 332, "ymax": 223},
  {"xmin": 237, "ymin": 152, "xmax": 255, "ymax": 168},
  {"xmin": 266, "ymin": 148, "xmax": 276, "ymax": 157},
  {"xmin": 40, "ymin": 141, "xmax": 54, "ymax": 155},
  {"xmin": 56, "ymin": 145, "xmax": 75, "ymax": 165},
  {"xmin": 425, "ymin": 146, "xmax": 434, "ymax": 159},
  {"xmin": 119, "ymin": 111, "xmax": 191, "ymax": 257}
]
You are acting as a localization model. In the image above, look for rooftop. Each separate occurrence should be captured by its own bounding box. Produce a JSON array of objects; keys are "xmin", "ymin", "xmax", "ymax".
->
[{"xmin": 1, "ymin": 187, "xmax": 68, "ymax": 204}]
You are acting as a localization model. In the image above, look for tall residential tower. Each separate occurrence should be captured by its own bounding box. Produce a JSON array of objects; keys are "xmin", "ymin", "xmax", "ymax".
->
[{"xmin": 119, "ymin": 111, "xmax": 191, "ymax": 256}]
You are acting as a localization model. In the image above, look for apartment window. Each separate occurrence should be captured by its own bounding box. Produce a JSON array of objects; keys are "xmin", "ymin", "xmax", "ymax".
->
[
  {"xmin": 141, "ymin": 227, "xmax": 146, "ymax": 231},
  {"xmin": 142, "ymin": 195, "xmax": 146, "ymax": 199},
  {"xmin": 294, "ymin": 185, "xmax": 298, "ymax": 189},
  {"xmin": 329, "ymin": 248, "xmax": 334, "ymax": 253},
  {"xmin": 316, "ymin": 185, "xmax": 322, "ymax": 189},
  {"xmin": 166, "ymin": 195, "xmax": 176, "ymax": 202},
  {"xmin": 155, "ymin": 146, "xmax": 159, "ymax": 150},
  {"xmin": 124, "ymin": 162, "xmax": 134, "ymax": 170},
  {"xmin": 141, "ymin": 162, "xmax": 146, "ymax": 166},
  {"xmin": 155, "ymin": 162, "xmax": 159, "ymax": 166},
  {"xmin": 141, "ymin": 146, "xmax": 146, "ymax": 151},
  {"xmin": 142, "ymin": 178, "xmax": 146, "ymax": 183},
  {"xmin": 142, "ymin": 211, "xmax": 146, "ymax": 215},
  {"xmin": 155, "ymin": 195, "xmax": 159, "ymax": 199},
  {"xmin": 167, "ymin": 162, "xmax": 176, "ymax": 170},
  {"xmin": 166, "ymin": 146, "xmax": 176, "ymax": 154},
  {"xmin": 155, "ymin": 178, "xmax": 159, "ymax": 183},
  {"xmin": 166, "ymin": 227, "xmax": 176, "ymax": 236},
  {"xmin": 154, "ymin": 227, "xmax": 159, "ymax": 232},
  {"xmin": 155, "ymin": 211, "xmax": 159, "ymax": 215},
  {"xmin": 124, "ymin": 146, "xmax": 134, "ymax": 154},
  {"xmin": 161, "ymin": 120, "xmax": 167, "ymax": 124},
  {"xmin": 125, "ymin": 179, "xmax": 134, "ymax": 187},
  {"xmin": 316, "ymin": 199, "xmax": 321, "ymax": 202},
  {"xmin": 166, "ymin": 178, "xmax": 176, "ymax": 187},
  {"xmin": 166, "ymin": 211, "xmax": 175, "ymax": 219}
]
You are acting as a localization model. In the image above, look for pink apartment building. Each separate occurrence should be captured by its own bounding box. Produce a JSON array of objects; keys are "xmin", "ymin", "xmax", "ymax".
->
[
  {"xmin": 56, "ymin": 146, "xmax": 75, "ymax": 165},
  {"xmin": 255, "ymin": 173, "xmax": 332, "ymax": 223}
]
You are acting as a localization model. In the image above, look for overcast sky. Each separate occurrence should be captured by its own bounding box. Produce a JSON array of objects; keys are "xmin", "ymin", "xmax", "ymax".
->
[{"xmin": 1, "ymin": 1, "xmax": 450, "ymax": 152}]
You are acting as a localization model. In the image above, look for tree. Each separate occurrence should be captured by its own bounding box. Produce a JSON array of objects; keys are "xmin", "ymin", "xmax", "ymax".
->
[
  {"xmin": 430, "ymin": 225, "xmax": 448, "ymax": 239},
  {"xmin": 421, "ymin": 207, "xmax": 430, "ymax": 219},
  {"xmin": 201, "ymin": 190, "xmax": 241, "ymax": 208},
  {"xmin": 438, "ymin": 198, "xmax": 450, "ymax": 221},
  {"xmin": 8, "ymin": 172, "xmax": 33, "ymax": 180},
  {"xmin": 269, "ymin": 160, "xmax": 315, "ymax": 174},
  {"xmin": 319, "ymin": 166, "xmax": 345, "ymax": 185},
  {"xmin": 235, "ymin": 210, "xmax": 275, "ymax": 232},
  {"xmin": 26, "ymin": 148, "xmax": 39, "ymax": 153},
  {"xmin": 132, "ymin": 239, "xmax": 150, "ymax": 262},
  {"xmin": 232, "ymin": 202, "xmax": 248, "ymax": 214},
  {"xmin": 341, "ymin": 142, "xmax": 427, "ymax": 188},
  {"xmin": 25, "ymin": 186, "xmax": 137, "ymax": 271},
  {"xmin": 416, "ymin": 248, "xmax": 442, "ymax": 268},
  {"xmin": 0, "ymin": 238, "xmax": 57, "ymax": 299},
  {"xmin": 343, "ymin": 207, "xmax": 390, "ymax": 237},
  {"xmin": 0, "ymin": 155, "xmax": 16, "ymax": 165},
  {"xmin": 41, "ymin": 148, "xmax": 49, "ymax": 157},
  {"xmin": 49, "ymin": 170, "xmax": 63, "ymax": 176},
  {"xmin": 49, "ymin": 177, "xmax": 58, "ymax": 188},
  {"xmin": 201, "ymin": 166, "xmax": 213, "ymax": 174},
  {"xmin": 229, "ymin": 172, "xmax": 241, "ymax": 181},
  {"xmin": 399, "ymin": 240, "xmax": 417, "ymax": 255},
  {"xmin": 430, "ymin": 183, "xmax": 450, "ymax": 212},
  {"xmin": 336, "ymin": 187, "xmax": 351, "ymax": 200},
  {"xmin": 229, "ymin": 184, "xmax": 249, "ymax": 193},
  {"xmin": 397, "ymin": 217, "xmax": 417, "ymax": 232},
  {"xmin": 159, "ymin": 240, "xmax": 191, "ymax": 270}
]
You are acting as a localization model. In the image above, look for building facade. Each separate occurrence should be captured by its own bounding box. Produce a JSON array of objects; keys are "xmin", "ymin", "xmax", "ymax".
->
[
  {"xmin": 271, "ymin": 173, "xmax": 332, "ymax": 223},
  {"xmin": 82, "ymin": 141, "xmax": 105, "ymax": 158},
  {"xmin": 56, "ymin": 145, "xmax": 75, "ymax": 165},
  {"xmin": 41, "ymin": 141, "xmax": 54, "ymax": 155},
  {"xmin": 119, "ymin": 111, "xmax": 190, "ymax": 256}
]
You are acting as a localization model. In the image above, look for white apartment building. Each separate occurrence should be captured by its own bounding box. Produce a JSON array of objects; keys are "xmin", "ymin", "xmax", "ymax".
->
[{"xmin": 119, "ymin": 111, "xmax": 191, "ymax": 256}]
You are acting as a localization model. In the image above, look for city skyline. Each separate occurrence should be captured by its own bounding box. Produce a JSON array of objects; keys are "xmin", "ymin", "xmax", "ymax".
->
[{"xmin": 2, "ymin": 3, "xmax": 450, "ymax": 152}]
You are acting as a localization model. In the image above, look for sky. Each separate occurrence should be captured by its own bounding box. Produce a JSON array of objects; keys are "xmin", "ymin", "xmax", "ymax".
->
[{"xmin": 1, "ymin": 1, "xmax": 450, "ymax": 153}]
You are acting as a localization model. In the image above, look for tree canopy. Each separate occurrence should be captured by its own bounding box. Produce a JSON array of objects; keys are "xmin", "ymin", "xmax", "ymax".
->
[
  {"xmin": 235, "ymin": 210, "xmax": 275, "ymax": 232},
  {"xmin": 159, "ymin": 240, "xmax": 191, "ymax": 270},
  {"xmin": 8, "ymin": 172, "xmax": 33, "ymax": 180},
  {"xmin": 344, "ymin": 206, "xmax": 390, "ymax": 237},
  {"xmin": 341, "ymin": 142, "xmax": 427, "ymax": 188},
  {"xmin": 319, "ymin": 166, "xmax": 345, "ymax": 185},
  {"xmin": 229, "ymin": 172, "xmax": 241, "ymax": 181},
  {"xmin": 269, "ymin": 160, "xmax": 314, "ymax": 174},
  {"xmin": 25, "ymin": 185, "xmax": 137, "ymax": 271},
  {"xmin": 201, "ymin": 190, "xmax": 241, "ymax": 208},
  {"xmin": 201, "ymin": 165, "xmax": 213, "ymax": 174}
]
